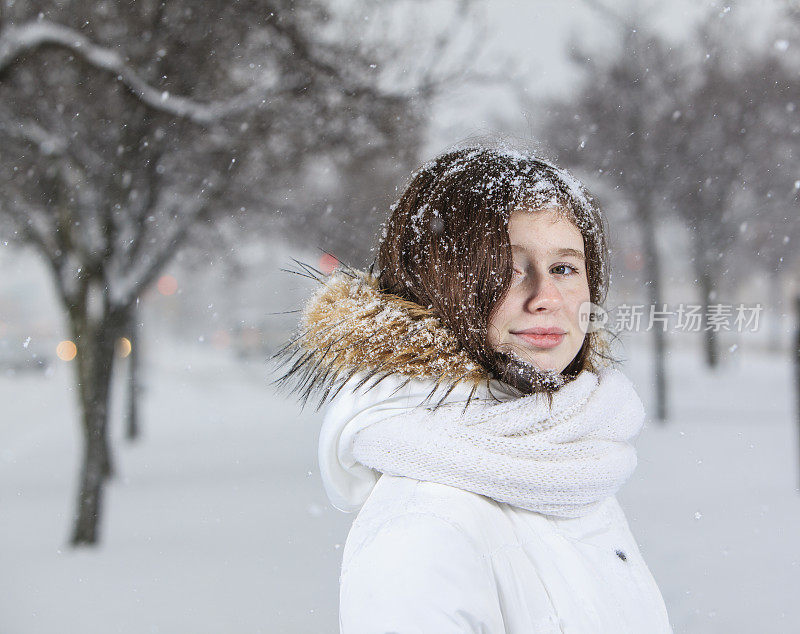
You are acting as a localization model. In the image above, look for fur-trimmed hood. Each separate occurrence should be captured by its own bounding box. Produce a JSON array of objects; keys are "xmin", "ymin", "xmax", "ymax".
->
[{"xmin": 271, "ymin": 265, "xmax": 517, "ymax": 410}]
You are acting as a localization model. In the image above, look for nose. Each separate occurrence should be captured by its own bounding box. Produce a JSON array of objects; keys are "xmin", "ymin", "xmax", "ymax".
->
[{"xmin": 523, "ymin": 273, "xmax": 563, "ymax": 313}]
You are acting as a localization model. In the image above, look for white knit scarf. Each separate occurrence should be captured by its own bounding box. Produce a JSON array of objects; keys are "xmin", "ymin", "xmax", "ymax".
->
[{"xmin": 320, "ymin": 365, "xmax": 646, "ymax": 518}]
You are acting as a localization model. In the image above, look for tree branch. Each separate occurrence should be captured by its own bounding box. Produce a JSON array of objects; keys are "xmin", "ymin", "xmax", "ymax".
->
[{"xmin": 0, "ymin": 20, "xmax": 299, "ymax": 125}]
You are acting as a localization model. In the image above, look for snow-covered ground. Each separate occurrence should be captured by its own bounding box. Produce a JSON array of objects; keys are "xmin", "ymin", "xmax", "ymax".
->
[{"xmin": 1, "ymin": 331, "xmax": 798, "ymax": 633}]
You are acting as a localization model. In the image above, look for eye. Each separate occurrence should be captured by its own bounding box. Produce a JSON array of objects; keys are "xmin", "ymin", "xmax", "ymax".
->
[{"xmin": 551, "ymin": 263, "xmax": 579, "ymax": 276}]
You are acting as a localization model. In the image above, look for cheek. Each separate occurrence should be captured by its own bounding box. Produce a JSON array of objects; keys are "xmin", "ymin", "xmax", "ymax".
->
[
  {"xmin": 487, "ymin": 297, "xmax": 514, "ymax": 340},
  {"xmin": 563, "ymin": 286, "xmax": 587, "ymax": 302},
  {"xmin": 563, "ymin": 283, "xmax": 591, "ymax": 323},
  {"xmin": 565, "ymin": 279, "xmax": 591, "ymax": 305}
]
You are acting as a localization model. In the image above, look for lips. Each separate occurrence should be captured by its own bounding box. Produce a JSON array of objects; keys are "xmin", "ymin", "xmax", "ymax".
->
[
  {"xmin": 515, "ymin": 327, "xmax": 567, "ymax": 335},
  {"xmin": 511, "ymin": 327, "xmax": 566, "ymax": 350}
]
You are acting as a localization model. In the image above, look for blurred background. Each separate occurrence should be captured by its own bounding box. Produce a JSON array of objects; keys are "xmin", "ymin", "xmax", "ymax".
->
[{"xmin": 1, "ymin": 0, "xmax": 799, "ymax": 632}]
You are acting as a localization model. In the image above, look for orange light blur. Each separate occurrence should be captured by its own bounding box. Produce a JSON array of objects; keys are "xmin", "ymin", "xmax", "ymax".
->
[
  {"xmin": 319, "ymin": 253, "xmax": 339, "ymax": 275},
  {"xmin": 56, "ymin": 340, "xmax": 77, "ymax": 361},
  {"xmin": 157, "ymin": 275, "xmax": 178, "ymax": 296},
  {"xmin": 117, "ymin": 337, "xmax": 132, "ymax": 358}
]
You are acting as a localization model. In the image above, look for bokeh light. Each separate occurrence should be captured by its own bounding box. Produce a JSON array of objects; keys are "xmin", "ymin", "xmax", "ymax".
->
[
  {"xmin": 56, "ymin": 340, "xmax": 77, "ymax": 361},
  {"xmin": 157, "ymin": 274, "xmax": 178, "ymax": 296},
  {"xmin": 117, "ymin": 337, "xmax": 132, "ymax": 358},
  {"xmin": 319, "ymin": 253, "xmax": 339, "ymax": 275}
]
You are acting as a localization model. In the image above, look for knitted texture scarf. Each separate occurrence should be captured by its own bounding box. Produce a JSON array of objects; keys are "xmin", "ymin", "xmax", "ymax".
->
[
  {"xmin": 273, "ymin": 267, "xmax": 646, "ymax": 517},
  {"xmin": 343, "ymin": 367, "xmax": 645, "ymax": 517}
]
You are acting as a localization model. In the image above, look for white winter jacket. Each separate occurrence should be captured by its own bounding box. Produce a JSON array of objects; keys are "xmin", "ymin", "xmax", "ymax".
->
[
  {"xmin": 274, "ymin": 269, "xmax": 674, "ymax": 633},
  {"xmin": 320, "ymin": 374, "xmax": 674, "ymax": 634}
]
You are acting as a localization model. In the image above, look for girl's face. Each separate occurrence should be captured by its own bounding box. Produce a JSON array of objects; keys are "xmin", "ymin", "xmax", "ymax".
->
[{"xmin": 487, "ymin": 208, "xmax": 591, "ymax": 373}]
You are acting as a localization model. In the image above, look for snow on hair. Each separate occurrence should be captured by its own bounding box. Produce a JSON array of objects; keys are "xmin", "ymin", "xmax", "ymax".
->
[{"xmin": 375, "ymin": 144, "xmax": 614, "ymax": 393}]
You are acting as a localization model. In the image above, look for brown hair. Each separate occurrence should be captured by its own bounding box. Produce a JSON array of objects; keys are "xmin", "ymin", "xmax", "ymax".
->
[{"xmin": 372, "ymin": 145, "xmax": 614, "ymax": 393}]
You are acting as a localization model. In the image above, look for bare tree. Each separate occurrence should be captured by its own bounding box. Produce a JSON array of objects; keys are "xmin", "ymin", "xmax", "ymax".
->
[
  {"xmin": 260, "ymin": 0, "xmax": 498, "ymax": 266},
  {"xmin": 659, "ymin": 10, "xmax": 797, "ymax": 367},
  {"xmin": 0, "ymin": 0, "xmax": 486, "ymax": 545},
  {"xmin": 741, "ymin": 0, "xmax": 800, "ymax": 348}
]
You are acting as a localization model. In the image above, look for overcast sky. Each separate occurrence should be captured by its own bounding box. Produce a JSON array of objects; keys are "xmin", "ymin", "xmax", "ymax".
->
[{"xmin": 425, "ymin": 0, "xmax": 785, "ymax": 154}]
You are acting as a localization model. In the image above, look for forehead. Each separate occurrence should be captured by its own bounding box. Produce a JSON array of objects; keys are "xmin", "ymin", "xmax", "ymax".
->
[{"xmin": 507, "ymin": 208, "xmax": 585, "ymax": 253}]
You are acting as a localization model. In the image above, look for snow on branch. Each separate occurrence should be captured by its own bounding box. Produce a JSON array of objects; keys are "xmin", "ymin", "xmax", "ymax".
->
[
  {"xmin": 0, "ymin": 21, "xmax": 287, "ymax": 125},
  {"xmin": 0, "ymin": 115, "xmax": 67, "ymax": 156}
]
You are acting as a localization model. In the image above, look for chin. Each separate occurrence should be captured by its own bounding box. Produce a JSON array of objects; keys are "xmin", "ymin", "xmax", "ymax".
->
[{"xmin": 508, "ymin": 346, "xmax": 562, "ymax": 372}]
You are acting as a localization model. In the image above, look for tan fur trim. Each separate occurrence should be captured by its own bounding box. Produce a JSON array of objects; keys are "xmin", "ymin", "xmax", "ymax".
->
[
  {"xmin": 271, "ymin": 267, "xmax": 490, "ymax": 410},
  {"xmin": 302, "ymin": 269, "xmax": 485, "ymax": 381}
]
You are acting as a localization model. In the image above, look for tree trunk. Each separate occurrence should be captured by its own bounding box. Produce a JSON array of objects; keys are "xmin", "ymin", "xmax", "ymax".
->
[
  {"xmin": 693, "ymin": 234, "xmax": 719, "ymax": 369},
  {"xmin": 125, "ymin": 309, "xmax": 142, "ymax": 442},
  {"xmin": 638, "ymin": 201, "xmax": 668, "ymax": 422},
  {"xmin": 69, "ymin": 312, "xmax": 120, "ymax": 546},
  {"xmin": 700, "ymin": 267, "xmax": 719, "ymax": 368},
  {"xmin": 794, "ymin": 295, "xmax": 800, "ymax": 492},
  {"xmin": 767, "ymin": 273, "xmax": 783, "ymax": 353}
]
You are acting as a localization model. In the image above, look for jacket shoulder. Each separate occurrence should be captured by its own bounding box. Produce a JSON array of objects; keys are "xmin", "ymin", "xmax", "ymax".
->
[
  {"xmin": 339, "ymin": 481, "xmax": 506, "ymax": 633},
  {"xmin": 347, "ymin": 474, "xmax": 498, "ymax": 551}
]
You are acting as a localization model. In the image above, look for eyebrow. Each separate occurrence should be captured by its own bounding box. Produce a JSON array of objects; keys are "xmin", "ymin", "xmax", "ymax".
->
[{"xmin": 511, "ymin": 245, "xmax": 586, "ymax": 261}]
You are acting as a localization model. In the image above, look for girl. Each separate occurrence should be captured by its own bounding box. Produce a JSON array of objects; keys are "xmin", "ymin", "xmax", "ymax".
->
[{"xmin": 274, "ymin": 145, "xmax": 673, "ymax": 633}]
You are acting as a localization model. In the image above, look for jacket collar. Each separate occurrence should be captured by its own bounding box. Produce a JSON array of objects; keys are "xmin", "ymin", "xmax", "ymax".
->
[{"xmin": 272, "ymin": 266, "xmax": 497, "ymax": 410}]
